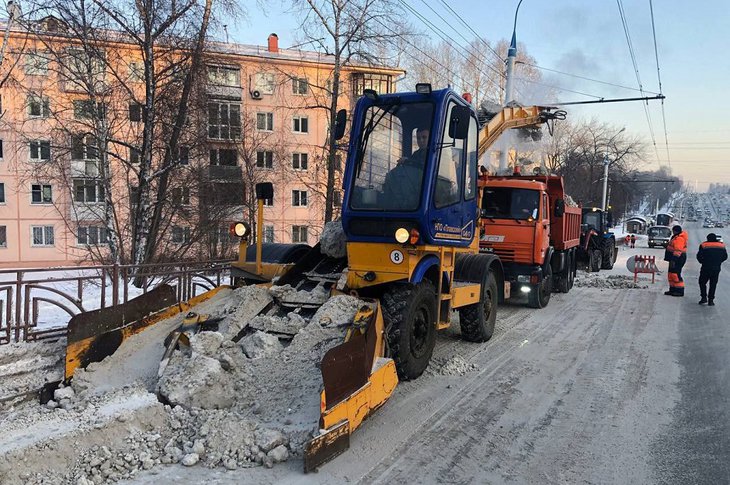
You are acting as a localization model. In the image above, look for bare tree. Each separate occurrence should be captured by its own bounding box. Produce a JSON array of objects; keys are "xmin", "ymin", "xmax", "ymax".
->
[{"xmin": 291, "ymin": 0, "xmax": 409, "ymax": 223}]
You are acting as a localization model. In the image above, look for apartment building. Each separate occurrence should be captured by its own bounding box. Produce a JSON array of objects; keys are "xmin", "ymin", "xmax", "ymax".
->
[{"xmin": 0, "ymin": 20, "xmax": 403, "ymax": 268}]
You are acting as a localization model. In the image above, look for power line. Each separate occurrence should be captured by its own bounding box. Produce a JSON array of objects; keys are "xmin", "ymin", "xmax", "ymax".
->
[
  {"xmin": 616, "ymin": 0, "xmax": 662, "ymax": 165},
  {"xmin": 436, "ymin": 0, "xmax": 505, "ymax": 65},
  {"xmin": 524, "ymin": 63, "xmax": 660, "ymax": 95},
  {"xmin": 649, "ymin": 0, "xmax": 672, "ymax": 166}
]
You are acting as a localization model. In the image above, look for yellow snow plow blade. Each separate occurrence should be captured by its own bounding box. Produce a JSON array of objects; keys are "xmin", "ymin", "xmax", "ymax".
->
[
  {"xmin": 304, "ymin": 300, "xmax": 398, "ymax": 472},
  {"xmin": 65, "ymin": 284, "xmax": 229, "ymax": 381}
]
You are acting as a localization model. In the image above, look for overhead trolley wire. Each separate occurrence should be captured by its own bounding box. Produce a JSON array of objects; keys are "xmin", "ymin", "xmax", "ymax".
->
[{"xmin": 649, "ymin": 0, "xmax": 672, "ymax": 166}]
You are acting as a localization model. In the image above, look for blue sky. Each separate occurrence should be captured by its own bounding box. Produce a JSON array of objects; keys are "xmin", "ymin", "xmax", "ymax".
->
[{"xmin": 225, "ymin": 1, "xmax": 730, "ymax": 190}]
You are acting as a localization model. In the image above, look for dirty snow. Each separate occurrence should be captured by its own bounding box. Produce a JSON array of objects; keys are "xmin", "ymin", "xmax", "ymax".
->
[{"xmin": 0, "ymin": 281, "xmax": 366, "ymax": 483}]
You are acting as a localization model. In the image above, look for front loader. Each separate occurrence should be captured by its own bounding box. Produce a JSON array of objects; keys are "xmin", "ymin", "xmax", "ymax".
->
[{"xmin": 62, "ymin": 84, "xmax": 563, "ymax": 472}]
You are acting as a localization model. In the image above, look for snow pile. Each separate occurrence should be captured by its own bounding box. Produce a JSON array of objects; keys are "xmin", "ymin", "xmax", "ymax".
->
[
  {"xmin": 0, "ymin": 339, "xmax": 65, "ymax": 408},
  {"xmin": 0, "ymin": 288, "xmax": 367, "ymax": 483},
  {"xmin": 427, "ymin": 355, "xmax": 479, "ymax": 376},
  {"xmin": 320, "ymin": 220, "xmax": 347, "ymax": 259},
  {"xmin": 574, "ymin": 273, "xmax": 649, "ymax": 290}
]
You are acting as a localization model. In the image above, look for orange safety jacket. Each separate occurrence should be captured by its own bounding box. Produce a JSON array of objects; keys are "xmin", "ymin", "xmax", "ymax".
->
[{"xmin": 667, "ymin": 231, "xmax": 688, "ymax": 257}]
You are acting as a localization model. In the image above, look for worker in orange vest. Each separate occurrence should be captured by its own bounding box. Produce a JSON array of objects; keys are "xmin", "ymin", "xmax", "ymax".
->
[{"xmin": 664, "ymin": 225, "xmax": 688, "ymax": 296}]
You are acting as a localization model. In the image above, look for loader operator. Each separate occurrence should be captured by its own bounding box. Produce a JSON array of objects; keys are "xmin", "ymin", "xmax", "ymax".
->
[
  {"xmin": 664, "ymin": 225, "xmax": 688, "ymax": 297},
  {"xmin": 382, "ymin": 128, "xmax": 429, "ymax": 210},
  {"xmin": 697, "ymin": 233, "xmax": 728, "ymax": 306}
]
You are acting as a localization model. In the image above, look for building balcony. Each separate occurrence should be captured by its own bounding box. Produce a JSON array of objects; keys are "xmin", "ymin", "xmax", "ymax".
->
[
  {"xmin": 206, "ymin": 164, "xmax": 242, "ymax": 180},
  {"xmin": 207, "ymin": 84, "xmax": 242, "ymax": 101}
]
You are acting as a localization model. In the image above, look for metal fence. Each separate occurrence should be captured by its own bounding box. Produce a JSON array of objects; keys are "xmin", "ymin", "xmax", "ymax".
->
[{"xmin": 0, "ymin": 260, "xmax": 232, "ymax": 344}]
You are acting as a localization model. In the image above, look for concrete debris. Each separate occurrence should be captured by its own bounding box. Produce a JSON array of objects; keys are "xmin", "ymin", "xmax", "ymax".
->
[
  {"xmin": 574, "ymin": 273, "xmax": 649, "ymax": 289},
  {"xmin": 239, "ymin": 331, "xmax": 284, "ymax": 359},
  {"xmin": 269, "ymin": 283, "xmax": 330, "ymax": 306},
  {"xmin": 157, "ymin": 353, "xmax": 235, "ymax": 409},
  {"xmin": 189, "ymin": 331, "xmax": 224, "ymax": 357},
  {"xmin": 320, "ymin": 220, "xmax": 347, "ymax": 259},
  {"xmin": 564, "ymin": 194, "xmax": 578, "ymax": 207}
]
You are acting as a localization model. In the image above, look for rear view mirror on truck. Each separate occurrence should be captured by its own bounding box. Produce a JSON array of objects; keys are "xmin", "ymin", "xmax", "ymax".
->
[
  {"xmin": 334, "ymin": 109, "xmax": 347, "ymax": 140},
  {"xmin": 554, "ymin": 198, "xmax": 565, "ymax": 217}
]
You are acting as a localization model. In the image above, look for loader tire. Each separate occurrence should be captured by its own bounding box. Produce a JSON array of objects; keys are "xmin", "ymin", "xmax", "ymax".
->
[
  {"xmin": 458, "ymin": 271, "xmax": 498, "ymax": 342},
  {"xmin": 382, "ymin": 281, "xmax": 437, "ymax": 380},
  {"xmin": 589, "ymin": 250, "xmax": 601, "ymax": 272}
]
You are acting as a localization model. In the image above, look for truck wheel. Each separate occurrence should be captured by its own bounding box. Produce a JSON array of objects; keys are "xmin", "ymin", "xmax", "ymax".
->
[
  {"xmin": 601, "ymin": 242, "xmax": 615, "ymax": 270},
  {"xmin": 382, "ymin": 281, "xmax": 437, "ymax": 380},
  {"xmin": 529, "ymin": 264, "xmax": 552, "ymax": 308},
  {"xmin": 567, "ymin": 251, "xmax": 575, "ymax": 289},
  {"xmin": 458, "ymin": 272, "xmax": 498, "ymax": 342}
]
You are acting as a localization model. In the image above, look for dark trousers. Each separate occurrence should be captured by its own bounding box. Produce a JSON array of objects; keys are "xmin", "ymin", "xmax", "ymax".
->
[{"xmin": 699, "ymin": 268, "xmax": 720, "ymax": 301}]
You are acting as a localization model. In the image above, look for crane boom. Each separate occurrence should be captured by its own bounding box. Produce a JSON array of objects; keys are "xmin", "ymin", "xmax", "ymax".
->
[{"xmin": 478, "ymin": 105, "xmax": 555, "ymax": 159}]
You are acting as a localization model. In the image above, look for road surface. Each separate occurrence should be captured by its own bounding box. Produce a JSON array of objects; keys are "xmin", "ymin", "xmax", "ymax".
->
[{"xmin": 131, "ymin": 222, "xmax": 729, "ymax": 484}]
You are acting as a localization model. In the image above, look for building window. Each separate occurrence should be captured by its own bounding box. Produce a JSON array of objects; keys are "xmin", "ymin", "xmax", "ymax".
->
[
  {"xmin": 0, "ymin": 140, "xmax": 3, "ymax": 159},
  {"xmin": 129, "ymin": 147, "xmax": 141, "ymax": 164},
  {"xmin": 172, "ymin": 187, "xmax": 190, "ymax": 205},
  {"xmin": 77, "ymin": 225, "xmax": 108, "ymax": 245},
  {"xmin": 129, "ymin": 103, "xmax": 143, "ymax": 122},
  {"xmin": 292, "ymin": 190, "xmax": 307, "ymax": 207},
  {"xmin": 292, "ymin": 153, "xmax": 308, "ymax": 170},
  {"xmin": 128, "ymin": 61, "xmax": 144, "ymax": 82},
  {"xmin": 0, "ymin": 182, "xmax": 5, "ymax": 203},
  {"xmin": 25, "ymin": 52, "xmax": 49, "ymax": 75},
  {"xmin": 172, "ymin": 226, "xmax": 191, "ymax": 244},
  {"xmin": 256, "ymin": 112, "xmax": 273, "ymax": 131},
  {"xmin": 29, "ymin": 141, "xmax": 51, "ymax": 161},
  {"xmin": 176, "ymin": 146, "xmax": 189, "ymax": 165},
  {"xmin": 208, "ymin": 65, "xmax": 241, "ymax": 87},
  {"xmin": 0, "ymin": 225, "xmax": 6, "ymax": 247},
  {"xmin": 208, "ymin": 102, "xmax": 241, "ymax": 139},
  {"xmin": 209, "ymin": 148, "xmax": 237, "ymax": 166},
  {"xmin": 31, "ymin": 225, "xmax": 54, "ymax": 246},
  {"xmin": 73, "ymin": 179, "xmax": 104, "ymax": 203},
  {"xmin": 263, "ymin": 225, "xmax": 275, "ymax": 243},
  {"xmin": 71, "ymin": 135, "xmax": 99, "ymax": 160},
  {"xmin": 256, "ymin": 151, "xmax": 273, "ymax": 169},
  {"xmin": 28, "ymin": 96, "xmax": 50, "ymax": 118},
  {"xmin": 74, "ymin": 100, "xmax": 105, "ymax": 119},
  {"xmin": 66, "ymin": 49, "xmax": 106, "ymax": 85},
  {"xmin": 292, "ymin": 77, "xmax": 308, "ymax": 95},
  {"xmin": 292, "ymin": 116, "xmax": 309, "ymax": 134},
  {"xmin": 292, "ymin": 225, "xmax": 308, "ymax": 243},
  {"xmin": 31, "ymin": 184, "xmax": 53, "ymax": 204},
  {"xmin": 254, "ymin": 72, "xmax": 275, "ymax": 95}
]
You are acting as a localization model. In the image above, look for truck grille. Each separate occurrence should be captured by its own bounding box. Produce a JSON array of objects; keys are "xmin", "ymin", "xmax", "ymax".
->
[{"xmin": 492, "ymin": 248, "xmax": 515, "ymax": 262}]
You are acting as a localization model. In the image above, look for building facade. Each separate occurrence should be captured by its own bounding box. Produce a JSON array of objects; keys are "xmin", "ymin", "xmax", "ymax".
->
[{"xmin": 0, "ymin": 22, "xmax": 402, "ymax": 268}]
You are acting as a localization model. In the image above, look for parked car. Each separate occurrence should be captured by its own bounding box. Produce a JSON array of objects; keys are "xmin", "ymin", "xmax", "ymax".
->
[{"xmin": 648, "ymin": 225, "xmax": 672, "ymax": 248}]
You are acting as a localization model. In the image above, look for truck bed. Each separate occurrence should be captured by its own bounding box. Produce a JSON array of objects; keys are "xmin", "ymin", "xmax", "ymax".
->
[{"xmin": 552, "ymin": 205, "xmax": 581, "ymax": 250}]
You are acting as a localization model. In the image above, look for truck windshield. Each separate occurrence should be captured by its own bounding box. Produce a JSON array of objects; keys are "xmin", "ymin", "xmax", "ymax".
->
[
  {"xmin": 481, "ymin": 188, "xmax": 540, "ymax": 220},
  {"xmin": 350, "ymin": 102, "xmax": 434, "ymax": 211}
]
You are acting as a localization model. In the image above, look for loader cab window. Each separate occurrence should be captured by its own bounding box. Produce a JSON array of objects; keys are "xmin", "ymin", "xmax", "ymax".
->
[
  {"xmin": 583, "ymin": 211, "xmax": 602, "ymax": 231},
  {"xmin": 351, "ymin": 102, "xmax": 434, "ymax": 211},
  {"xmin": 464, "ymin": 116, "xmax": 478, "ymax": 201},
  {"xmin": 481, "ymin": 187, "xmax": 540, "ymax": 221},
  {"xmin": 434, "ymin": 102, "xmax": 464, "ymax": 208}
]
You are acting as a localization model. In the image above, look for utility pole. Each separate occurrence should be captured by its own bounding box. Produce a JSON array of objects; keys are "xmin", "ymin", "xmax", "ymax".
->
[
  {"xmin": 601, "ymin": 155, "xmax": 610, "ymax": 211},
  {"xmin": 499, "ymin": 0, "xmax": 523, "ymax": 174}
]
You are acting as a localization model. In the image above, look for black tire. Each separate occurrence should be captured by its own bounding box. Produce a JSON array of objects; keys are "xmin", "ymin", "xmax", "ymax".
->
[
  {"xmin": 601, "ymin": 241, "xmax": 615, "ymax": 269},
  {"xmin": 567, "ymin": 251, "xmax": 575, "ymax": 290},
  {"xmin": 529, "ymin": 264, "xmax": 552, "ymax": 308},
  {"xmin": 382, "ymin": 281, "xmax": 437, "ymax": 380},
  {"xmin": 458, "ymin": 272, "xmax": 498, "ymax": 342}
]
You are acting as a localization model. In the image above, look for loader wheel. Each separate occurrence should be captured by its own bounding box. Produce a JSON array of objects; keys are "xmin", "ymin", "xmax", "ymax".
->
[
  {"xmin": 382, "ymin": 281, "xmax": 437, "ymax": 380},
  {"xmin": 458, "ymin": 272, "xmax": 498, "ymax": 342},
  {"xmin": 529, "ymin": 264, "xmax": 552, "ymax": 309},
  {"xmin": 601, "ymin": 242, "xmax": 615, "ymax": 270}
]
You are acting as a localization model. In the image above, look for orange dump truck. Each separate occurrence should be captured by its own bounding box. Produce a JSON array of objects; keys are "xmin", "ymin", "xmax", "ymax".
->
[{"xmin": 478, "ymin": 171, "xmax": 581, "ymax": 308}]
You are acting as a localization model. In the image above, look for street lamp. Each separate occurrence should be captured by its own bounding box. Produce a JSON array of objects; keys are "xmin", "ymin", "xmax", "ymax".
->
[{"xmin": 499, "ymin": 0, "xmax": 525, "ymax": 174}]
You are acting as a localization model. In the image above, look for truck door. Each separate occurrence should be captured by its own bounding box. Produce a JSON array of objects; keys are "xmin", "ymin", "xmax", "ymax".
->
[{"xmin": 541, "ymin": 192, "xmax": 550, "ymax": 263}]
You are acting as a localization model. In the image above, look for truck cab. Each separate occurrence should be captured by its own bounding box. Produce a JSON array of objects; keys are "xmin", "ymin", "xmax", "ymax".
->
[{"xmin": 479, "ymin": 173, "xmax": 581, "ymax": 308}]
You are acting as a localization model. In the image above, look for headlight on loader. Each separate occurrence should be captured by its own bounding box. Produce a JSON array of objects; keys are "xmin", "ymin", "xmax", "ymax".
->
[
  {"xmin": 394, "ymin": 227, "xmax": 409, "ymax": 244},
  {"xmin": 230, "ymin": 222, "xmax": 251, "ymax": 238}
]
